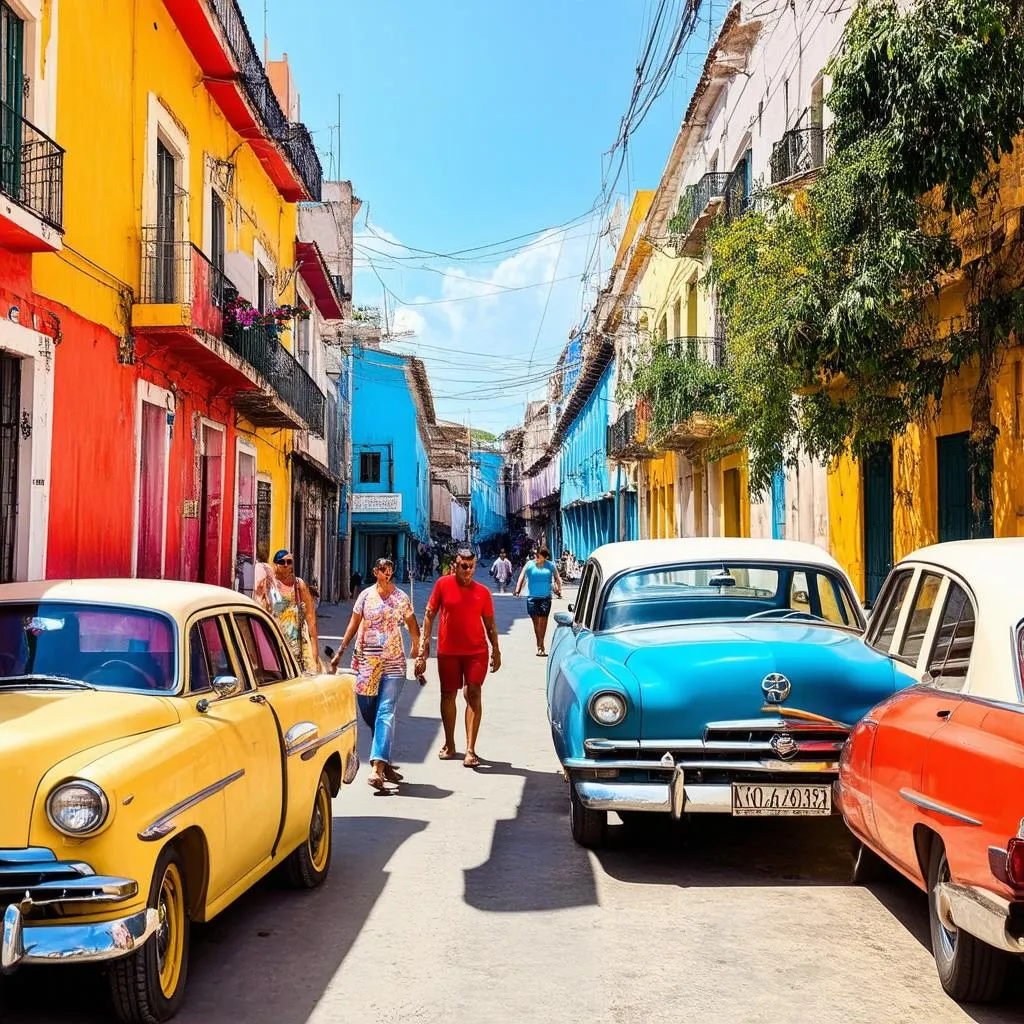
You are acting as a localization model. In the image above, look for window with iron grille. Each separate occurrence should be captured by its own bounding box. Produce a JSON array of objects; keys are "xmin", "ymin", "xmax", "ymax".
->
[
  {"xmin": 256, "ymin": 480, "xmax": 272, "ymax": 563},
  {"xmin": 359, "ymin": 451, "xmax": 381, "ymax": 483}
]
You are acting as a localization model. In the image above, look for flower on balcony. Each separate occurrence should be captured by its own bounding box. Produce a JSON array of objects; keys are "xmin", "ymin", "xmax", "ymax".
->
[{"xmin": 225, "ymin": 296, "xmax": 311, "ymax": 334}]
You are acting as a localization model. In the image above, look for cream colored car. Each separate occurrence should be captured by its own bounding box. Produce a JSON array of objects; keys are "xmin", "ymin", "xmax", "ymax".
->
[{"xmin": 0, "ymin": 579, "xmax": 358, "ymax": 1022}]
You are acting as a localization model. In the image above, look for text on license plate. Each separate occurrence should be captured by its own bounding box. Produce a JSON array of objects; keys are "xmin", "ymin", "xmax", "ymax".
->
[{"xmin": 731, "ymin": 783, "xmax": 832, "ymax": 816}]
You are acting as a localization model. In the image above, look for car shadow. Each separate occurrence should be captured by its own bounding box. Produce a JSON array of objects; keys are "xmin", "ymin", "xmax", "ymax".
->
[
  {"xmin": 0, "ymin": 814, "xmax": 427, "ymax": 1024},
  {"xmin": 463, "ymin": 761, "xmax": 600, "ymax": 914}
]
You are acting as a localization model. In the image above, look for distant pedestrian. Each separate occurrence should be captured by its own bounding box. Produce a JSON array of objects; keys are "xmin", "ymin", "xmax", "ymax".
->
[
  {"xmin": 415, "ymin": 547, "xmax": 501, "ymax": 768},
  {"xmin": 254, "ymin": 549, "xmax": 322, "ymax": 672},
  {"xmin": 514, "ymin": 546, "xmax": 562, "ymax": 657},
  {"xmin": 330, "ymin": 557, "xmax": 423, "ymax": 790},
  {"xmin": 490, "ymin": 550, "xmax": 514, "ymax": 594}
]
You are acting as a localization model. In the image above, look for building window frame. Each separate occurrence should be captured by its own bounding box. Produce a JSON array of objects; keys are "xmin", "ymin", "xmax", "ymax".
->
[{"xmin": 131, "ymin": 379, "xmax": 173, "ymax": 578}]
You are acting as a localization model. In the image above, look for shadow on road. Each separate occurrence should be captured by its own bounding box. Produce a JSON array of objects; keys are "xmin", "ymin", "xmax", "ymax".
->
[
  {"xmin": 0, "ymin": 814, "xmax": 427, "ymax": 1024},
  {"xmin": 463, "ymin": 760, "xmax": 600, "ymax": 914}
]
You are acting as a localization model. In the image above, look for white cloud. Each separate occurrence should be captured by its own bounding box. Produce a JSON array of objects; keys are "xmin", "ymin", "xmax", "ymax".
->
[{"xmin": 353, "ymin": 216, "xmax": 613, "ymax": 433}]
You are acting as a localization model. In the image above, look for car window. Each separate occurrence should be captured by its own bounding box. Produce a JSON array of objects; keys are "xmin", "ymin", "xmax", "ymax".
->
[
  {"xmin": 817, "ymin": 573, "xmax": 858, "ymax": 628},
  {"xmin": 870, "ymin": 570, "xmax": 913, "ymax": 652},
  {"xmin": 927, "ymin": 583, "xmax": 975, "ymax": 692},
  {"xmin": 790, "ymin": 572, "xmax": 811, "ymax": 614},
  {"xmin": 574, "ymin": 565, "xmax": 595, "ymax": 628},
  {"xmin": 235, "ymin": 614, "xmax": 288, "ymax": 685},
  {"xmin": 898, "ymin": 572, "xmax": 943, "ymax": 662},
  {"xmin": 188, "ymin": 617, "xmax": 236, "ymax": 694}
]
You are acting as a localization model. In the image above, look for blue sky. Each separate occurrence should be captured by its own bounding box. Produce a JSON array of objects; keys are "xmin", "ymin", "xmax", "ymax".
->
[{"xmin": 241, "ymin": 0, "xmax": 728, "ymax": 433}]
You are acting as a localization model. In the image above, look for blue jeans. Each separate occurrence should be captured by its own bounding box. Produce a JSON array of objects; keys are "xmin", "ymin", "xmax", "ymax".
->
[{"xmin": 357, "ymin": 672, "xmax": 406, "ymax": 765}]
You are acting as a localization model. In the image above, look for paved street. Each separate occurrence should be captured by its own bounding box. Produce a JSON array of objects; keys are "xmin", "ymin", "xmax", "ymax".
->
[{"xmin": 4, "ymin": 572, "xmax": 1023, "ymax": 1024}]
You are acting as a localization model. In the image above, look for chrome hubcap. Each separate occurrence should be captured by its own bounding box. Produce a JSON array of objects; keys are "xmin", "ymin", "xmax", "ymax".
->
[
  {"xmin": 156, "ymin": 893, "xmax": 170, "ymax": 970},
  {"xmin": 310, "ymin": 803, "xmax": 324, "ymax": 850},
  {"xmin": 934, "ymin": 861, "xmax": 957, "ymax": 960}
]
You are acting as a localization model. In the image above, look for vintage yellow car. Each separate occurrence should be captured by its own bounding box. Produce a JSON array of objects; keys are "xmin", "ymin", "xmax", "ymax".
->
[{"xmin": 0, "ymin": 579, "xmax": 358, "ymax": 1022}]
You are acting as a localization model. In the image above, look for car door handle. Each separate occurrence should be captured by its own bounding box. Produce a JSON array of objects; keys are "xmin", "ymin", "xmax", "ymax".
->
[
  {"xmin": 250, "ymin": 693, "xmax": 267, "ymax": 705},
  {"xmin": 936, "ymin": 709, "xmax": 952, "ymax": 719}
]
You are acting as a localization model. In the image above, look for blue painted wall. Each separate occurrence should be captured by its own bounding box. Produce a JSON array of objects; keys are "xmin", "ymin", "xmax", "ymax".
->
[
  {"xmin": 559, "ymin": 361, "xmax": 617, "ymax": 560},
  {"xmin": 471, "ymin": 448, "xmax": 506, "ymax": 543},
  {"xmin": 350, "ymin": 345, "xmax": 431, "ymax": 580},
  {"xmin": 562, "ymin": 332, "xmax": 584, "ymax": 399}
]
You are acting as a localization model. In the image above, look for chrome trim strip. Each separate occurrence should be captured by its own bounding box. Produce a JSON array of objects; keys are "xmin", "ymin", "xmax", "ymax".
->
[
  {"xmin": 584, "ymin": 738, "xmax": 638, "ymax": 752},
  {"xmin": 574, "ymin": 781, "xmax": 670, "ymax": 812},
  {"xmin": 2, "ymin": 877, "xmax": 138, "ymax": 908},
  {"xmin": 138, "ymin": 769, "xmax": 246, "ymax": 841},
  {"xmin": 899, "ymin": 788, "xmax": 982, "ymax": 826},
  {"xmin": 704, "ymin": 717, "xmax": 850, "ymax": 733},
  {"xmin": 565, "ymin": 757, "xmax": 839, "ymax": 773},
  {"xmin": 297, "ymin": 720, "xmax": 356, "ymax": 761},
  {"xmin": 583, "ymin": 738, "xmax": 845, "ymax": 755},
  {"xmin": 284, "ymin": 721, "xmax": 319, "ymax": 755},
  {"xmin": 2, "ymin": 905, "xmax": 159, "ymax": 969}
]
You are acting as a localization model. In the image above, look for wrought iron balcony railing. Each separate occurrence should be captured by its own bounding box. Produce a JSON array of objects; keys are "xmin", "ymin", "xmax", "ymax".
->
[
  {"xmin": 770, "ymin": 125, "xmax": 827, "ymax": 184},
  {"xmin": 207, "ymin": 0, "xmax": 322, "ymax": 199},
  {"xmin": 669, "ymin": 172, "xmax": 733, "ymax": 242},
  {"xmin": 0, "ymin": 102, "xmax": 64, "ymax": 231},
  {"xmin": 607, "ymin": 408, "xmax": 638, "ymax": 456},
  {"xmin": 223, "ymin": 314, "xmax": 326, "ymax": 435},
  {"xmin": 667, "ymin": 335, "xmax": 726, "ymax": 367},
  {"xmin": 139, "ymin": 232, "xmax": 227, "ymax": 310}
]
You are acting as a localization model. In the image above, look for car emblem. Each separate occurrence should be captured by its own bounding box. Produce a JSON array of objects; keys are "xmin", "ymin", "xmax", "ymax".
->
[
  {"xmin": 661, "ymin": 751, "xmax": 675, "ymax": 768},
  {"xmin": 761, "ymin": 672, "xmax": 792, "ymax": 704},
  {"xmin": 770, "ymin": 733, "xmax": 799, "ymax": 759}
]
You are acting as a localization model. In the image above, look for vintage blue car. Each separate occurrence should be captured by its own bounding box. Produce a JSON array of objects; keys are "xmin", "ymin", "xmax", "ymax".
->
[{"xmin": 546, "ymin": 537, "xmax": 901, "ymax": 847}]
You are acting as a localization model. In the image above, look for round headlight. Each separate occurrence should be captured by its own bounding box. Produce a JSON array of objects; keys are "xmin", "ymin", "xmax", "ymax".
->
[
  {"xmin": 589, "ymin": 692, "xmax": 627, "ymax": 727},
  {"xmin": 46, "ymin": 780, "xmax": 109, "ymax": 836}
]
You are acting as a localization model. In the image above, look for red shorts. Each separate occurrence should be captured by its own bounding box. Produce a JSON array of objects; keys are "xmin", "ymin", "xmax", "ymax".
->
[{"xmin": 437, "ymin": 653, "xmax": 489, "ymax": 693}]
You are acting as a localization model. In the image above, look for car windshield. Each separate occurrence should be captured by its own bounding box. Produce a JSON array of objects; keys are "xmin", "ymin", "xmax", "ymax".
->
[
  {"xmin": 600, "ymin": 562, "xmax": 862, "ymax": 632},
  {"xmin": 0, "ymin": 602, "xmax": 177, "ymax": 692}
]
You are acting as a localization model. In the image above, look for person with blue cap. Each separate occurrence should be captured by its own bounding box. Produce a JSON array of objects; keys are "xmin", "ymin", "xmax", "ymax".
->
[{"xmin": 253, "ymin": 548, "xmax": 322, "ymax": 672}]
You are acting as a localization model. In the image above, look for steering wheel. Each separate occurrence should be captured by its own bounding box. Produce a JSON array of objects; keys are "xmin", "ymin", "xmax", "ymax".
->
[
  {"xmin": 746, "ymin": 608, "xmax": 828, "ymax": 623},
  {"xmin": 84, "ymin": 659, "xmax": 159, "ymax": 690}
]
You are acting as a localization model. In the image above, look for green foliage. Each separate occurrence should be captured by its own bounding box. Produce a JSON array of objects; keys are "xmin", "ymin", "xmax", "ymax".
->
[
  {"xmin": 692, "ymin": 0, "xmax": 1024, "ymax": 494},
  {"xmin": 470, "ymin": 428, "xmax": 497, "ymax": 442}
]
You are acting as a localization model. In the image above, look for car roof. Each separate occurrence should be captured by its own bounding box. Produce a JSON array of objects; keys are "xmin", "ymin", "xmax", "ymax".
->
[
  {"xmin": 588, "ymin": 538, "xmax": 847, "ymax": 580},
  {"xmin": 899, "ymin": 539, "xmax": 1024, "ymax": 607},
  {"xmin": 0, "ymin": 579, "xmax": 259, "ymax": 621}
]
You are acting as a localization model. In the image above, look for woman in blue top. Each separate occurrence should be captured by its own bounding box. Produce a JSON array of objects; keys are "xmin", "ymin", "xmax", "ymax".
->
[{"xmin": 514, "ymin": 546, "xmax": 562, "ymax": 657}]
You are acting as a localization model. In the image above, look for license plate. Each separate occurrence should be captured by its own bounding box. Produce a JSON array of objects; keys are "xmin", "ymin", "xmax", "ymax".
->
[{"xmin": 731, "ymin": 783, "xmax": 832, "ymax": 816}]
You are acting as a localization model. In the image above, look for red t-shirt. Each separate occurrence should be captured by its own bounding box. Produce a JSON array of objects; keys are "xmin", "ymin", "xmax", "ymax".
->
[{"xmin": 428, "ymin": 575, "xmax": 494, "ymax": 655}]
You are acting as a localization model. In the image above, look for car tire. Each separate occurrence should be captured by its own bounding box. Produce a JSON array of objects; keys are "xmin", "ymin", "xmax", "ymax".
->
[
  {"xmin": 927, "ymin": 840, "xmax": 1009, "ymax": 1002},
  {"xmin": 850, "ymin": 839, "xmax": 889, "ymax": 885},
  {"xmin": 283, "ymin": 770, "xmax": 334, "ymax": 889},
  {"xmin": 109, "ymin": 844, "xmax": 190, "ymax": 1024},
  {"xmin": 569, "ymin": 783, "xmax": 606, "ymax": 849}
]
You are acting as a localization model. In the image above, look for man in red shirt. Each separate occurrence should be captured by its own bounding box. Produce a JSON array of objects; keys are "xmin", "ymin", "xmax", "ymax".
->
[{"xmin": 414, "ymin": 547, "xmax": 501, "ymax": 767}]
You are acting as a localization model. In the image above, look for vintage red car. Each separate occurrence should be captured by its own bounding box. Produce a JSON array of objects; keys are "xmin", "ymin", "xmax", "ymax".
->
[{"xmin": 838, "ymin": 539, "xmax": 1024, "ymax": 1003}]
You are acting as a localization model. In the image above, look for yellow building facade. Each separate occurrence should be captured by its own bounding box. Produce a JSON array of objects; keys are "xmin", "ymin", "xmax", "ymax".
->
[{"xmin": 30, "ymin": 0, "xmax": 320, "ymax": 582}]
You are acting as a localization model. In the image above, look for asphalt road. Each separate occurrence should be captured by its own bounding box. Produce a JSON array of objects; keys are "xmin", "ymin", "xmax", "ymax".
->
[{"xmin": 4, "ymin": 571, "xmax": 1024, "ymax": 1024}]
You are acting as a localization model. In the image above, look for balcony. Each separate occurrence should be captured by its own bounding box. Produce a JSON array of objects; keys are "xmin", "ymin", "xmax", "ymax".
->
[
  {"xmin": 770, "ymin": 125, "xmax": 827, "ymax": 185},
  {"xmin": 666, "ymin": 335, "xmax": 725, "ymax": 367},
  {"xmin": 161, "ymin": 0, "xmax": 322, "ymax": 200},
  {"xmin": 606, "ymin": 407, "xmax": 651, "ymax": 460},
  {"xmin": 0, "ymin": 103, "xmax": 64, "ymax": 251},
  {"xmin": 668, "ymin": 172, "xmax": 732, "ymax": 256},
  {"xmin": 132, "ymin": 235, "xmax": 325, "ymax": 433}
]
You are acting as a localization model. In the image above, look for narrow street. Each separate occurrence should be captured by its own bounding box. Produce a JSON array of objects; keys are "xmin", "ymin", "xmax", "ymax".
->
[{"xmin": 2, "ymin": 573, "xmax": 1020, "ymax": 1024}]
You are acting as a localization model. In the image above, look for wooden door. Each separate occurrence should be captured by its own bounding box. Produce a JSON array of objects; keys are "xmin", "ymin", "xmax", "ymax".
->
[
  {"xmin": 937, "ymin": 432, "xmax": 971, "ymax": 542},
  {"xmin": 137, "ymin": 401, "xmax": 166, "ymax": 578},
  {"xmin": 863, "ymin": 444, "xmax": 893, "ymax": 603},
  {"xmin": 723, "ymin": 467, "xmax": 741, "ymax": 537},
  {"xmin": 0, "ymin": 2, "xmax": 23, "ymax": 200},
  {"xmin": 155, "ymin": 141, "xmax": 177, "ymax": 302},
  {"xmin": 199, "ymin": 424, "xmax": 224, "ymax": 585},
  {"xmin": 234, "ymin": 449, "xmax": 256, "ymax": 593}
]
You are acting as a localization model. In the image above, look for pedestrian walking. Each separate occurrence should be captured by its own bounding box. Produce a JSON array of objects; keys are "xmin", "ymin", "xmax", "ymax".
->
[
  {"xmin": 414, "ymin": 547, "xmax": 501, "ymax": 768},
  {"xmin": 490, "ymin": 549, "xmax": 514, "ymax": 594},
  {"xmin": 514, "ymin": 546, "xmax": 562, "ymax": 657},
  {"xmin": 253, "ymin": 549, "xmax": 322, "ymax": 672},
  {"xmin": 330, "ymin": 557, "xmax": 423, "ymax": 790}
]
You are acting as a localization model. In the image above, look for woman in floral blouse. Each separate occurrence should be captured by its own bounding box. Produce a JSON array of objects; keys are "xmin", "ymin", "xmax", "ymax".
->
[{"xmin": 331, "ymin": 557, "xmax": 422, "ymax": 789}]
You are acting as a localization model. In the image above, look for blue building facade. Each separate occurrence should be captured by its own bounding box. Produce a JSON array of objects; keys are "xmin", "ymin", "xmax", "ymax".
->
[
  {"xmin": 350, "ymin": 346, "xmax": 432, "ymax": 584},
  {"xmin": 559, "ymin": 360, "xmax": 639, "ymax": 560},
  {"xmin": 470, "ymin": 447, "xmax": 507, "ymax": 547}
]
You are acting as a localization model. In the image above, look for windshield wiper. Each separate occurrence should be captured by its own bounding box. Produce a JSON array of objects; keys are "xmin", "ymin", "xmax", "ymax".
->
[{"xmin": 0, "ymin": 674, "xmax": 96, "ymax": 691}]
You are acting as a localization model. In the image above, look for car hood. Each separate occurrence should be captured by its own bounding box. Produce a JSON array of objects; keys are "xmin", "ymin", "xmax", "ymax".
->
[
  {"xmin": 591, "ymin": 621, "xmax": 897, "ymax": 739},
  {"xmin": 0, "ymin": 690, "xmax": 180, "ymax": 846}
]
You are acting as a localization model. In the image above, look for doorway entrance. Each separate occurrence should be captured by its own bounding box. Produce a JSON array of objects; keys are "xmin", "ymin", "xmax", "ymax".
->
[
  {"xmin": 863, "ymin": 444, "xmax": 894, "ymax": 603},
  {"xmin": 198, "ymin": 422, "xmax": 224, "ymax": 585},
  {"xmin": 0, "ymin": 352, "xmax": 19, "ymax": 582}
]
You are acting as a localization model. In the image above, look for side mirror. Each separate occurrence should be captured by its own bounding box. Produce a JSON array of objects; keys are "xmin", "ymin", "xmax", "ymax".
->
[
  {"xmin": 211, "ymin": 675, "xmax": 242, "ymax": 699},
  {"xmin": 554, "ymin": 611, "xmax": 573, "ymax": 627},
  {"xmin": 567, "ymin": 603, "xmax": 575, "ymax": 613}
]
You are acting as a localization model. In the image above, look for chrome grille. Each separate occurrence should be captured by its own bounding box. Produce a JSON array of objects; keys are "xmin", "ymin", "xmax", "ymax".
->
[{"xmin": 0, "ymin": 848, "xmax": 137, "ymax": 911}]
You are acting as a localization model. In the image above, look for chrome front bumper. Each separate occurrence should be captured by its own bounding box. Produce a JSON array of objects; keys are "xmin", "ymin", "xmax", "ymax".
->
[
  {"xmin": 573, "ymin": 766, "xmax": 837, "ymax": 817},
  {"xmin": 1, "ymin": 904, "xmax": 159, "ymax": 970},
  {"xmin": 936, "ymin": 883, "xmax": 1024, "ymax": 955}
]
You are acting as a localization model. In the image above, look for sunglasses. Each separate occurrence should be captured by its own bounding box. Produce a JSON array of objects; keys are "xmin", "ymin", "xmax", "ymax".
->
[{"xmin": 275, "ymin": 558, "xmax": 293, "ymax": 566}]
